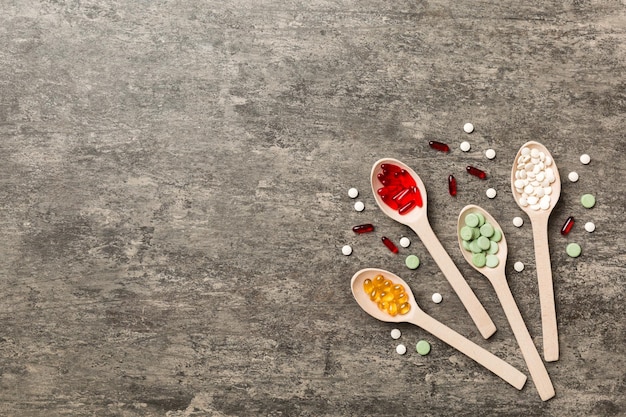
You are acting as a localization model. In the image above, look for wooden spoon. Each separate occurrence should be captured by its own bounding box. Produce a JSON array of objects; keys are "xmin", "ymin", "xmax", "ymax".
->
[
  {"xmin": 511, "ymin": 142, "xmax": 561, "ymax": 362},
  {"xmin": 371, "ymin": 158, "xmax": 496, "ymax": 339},
  {"xmin": 457, "ymin": 205, "xmax": 555, "ymax": 401},
  {"xmin": 351, "ymin": 268, "xmax": 527, "ymax": 390}
]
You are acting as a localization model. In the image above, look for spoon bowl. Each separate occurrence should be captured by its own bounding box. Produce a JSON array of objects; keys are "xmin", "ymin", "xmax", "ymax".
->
[
  {"xmin": 350, "ymin": 268, "xmax": 527, "ymax": 390},
  {"xmin": 510, "ymin": 141, "xmax": 560, "ymax": 362},
  {"xmin": 370, "ymin": 158, "xmax": 496, "ymax": 339},
  {"xmin": 456, "ymin": 206, "xmax": 555, "ymax": 401}
]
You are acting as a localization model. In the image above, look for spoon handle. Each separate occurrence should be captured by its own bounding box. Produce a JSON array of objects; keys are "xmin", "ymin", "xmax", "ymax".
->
[
  {"xmin": 412, "ymin": 312, "xmax": 527, "ymax": 390},
  {"xmin": 531, "ymin": 216, "xmax": 559, "ymax": 362},
  {"xmin": 412, "ymin": 221, "xmax": 497, "ymax": 339},
  {"xmin": 490, "ymin": 276, "xmax": 556, "ymax": 401}
]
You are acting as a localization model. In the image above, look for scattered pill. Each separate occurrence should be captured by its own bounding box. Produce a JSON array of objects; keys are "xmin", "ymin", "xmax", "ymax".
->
[
  {"xmin": 580, "ymin": 154, "xmax": 591, "ymax": 165},
  {"xmin": 342, "ymin": 245, "xmax": 352, "ymax": 256},
  {"xmin": 381, "ymin": 236, "xmax": 399, "ymax": 254},
  {"xmin": 352, "ymin": 224, "xmax": 374, "ymax": 234},
  {"xmin": 429, "ymin": 140, "xmax": 450, "ymax": 152},
  {"xmin": 448, "ymin": 174, "xmax": 457, "ymax": 196},
  {"xmin": 514, "ymin": 261, "xmax": 525, "ymax": 272},
  {"xmin": 391, "ymin": 329, "xmax": 402, "ymax": 340},
  {"xmin": 566, "ymin": 242, "xmax": 582, "ymax": 258},
  {"xmin": 354, "ymin": 201, "xmax": 365, "ymax": 212},
  {"xmin": 416, "ymin": 340, "xmax": 431, "ymax": 355},
  {"xmin": 584, "ymin": 222, "xmax": 596, "ymax": 233},
  {"xmin": 485, "ymin": 149, "xmax": 496, "ymax": 160},
  {"xmin": 405, "ymin": 255, "xmax": 420, "ymax": 269},
  {"xmin": 568, "ymin": 172, "xmax": 579, "ymax": 183},
  {"xmin": 466, "ymin": 165, "xmax": 487, "ymax": 179},
  {"xmin": 399, "ymin": 237, "xmax": 411, "ymax": 248},
  {"xmin": 396, "ymin": 344, "xmax": 407, "ymax": 355},
  {"xmin": 513, "ymin": 216, "xmax": 524, "ymax": 227},
  {"xmin": 463, "ymin": 122, "xmax": 474, "ymax": 133},
  {"xmin": 348, "ymin": 187, "xmax": 359, "ymax": 198},
  {"xmin": 581, "ymin": 194, "xmax": 596, "ymax": 209},
  {"xmin": 460, "ymin": 141, "xmax": 471, "ymax": 152},
  {"xmin": 486, "ymin": 188, "xmax": 497, "ymax": 199},
  {"xmin": 431, "ymin": 292, "xmax": 442, "ymax": 303},
  {"xmin": 560, "ymin": 216, "xmax": 575, "ymax": 235}
]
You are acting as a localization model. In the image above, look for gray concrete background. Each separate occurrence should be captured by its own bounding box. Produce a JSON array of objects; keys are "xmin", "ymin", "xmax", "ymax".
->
[{"xmin": 0, "ymin": 1, "xmax": 624, "ymax": 416}]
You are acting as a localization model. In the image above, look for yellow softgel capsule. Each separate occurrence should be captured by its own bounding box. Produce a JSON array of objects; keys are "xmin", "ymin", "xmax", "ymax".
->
[
  {"xmin": 363, "ymin": 279, "xmax": 374, "ymax": 294},
  {"xmin": 398, "ymin": 303, "xmax": 411, "ymax": 315},
  {"xmin": 397, "ymin": 293, "xmax": 408, "ymax": 305},
  {"xmin": 373, "ymin": 275, "xmax": 385, "ymax": 286},
  {"xmin": 387, "ymin": 302, "xmax": 398, "ymax": 316},
  {"xmin": 381, "ymin": 291, "xmax": 395, "ymax": 303},
  {"xmin": 391, "ymin": 284, "xmax": 404, "ymax": 294}
]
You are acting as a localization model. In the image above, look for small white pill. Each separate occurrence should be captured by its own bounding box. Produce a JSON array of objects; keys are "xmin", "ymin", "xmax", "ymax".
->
[
  {"xmin": 584, "ymin": 222, "xmax": 596, "ymax": 232},
  {"xmin": 354, "ymin": 201, "xmax": 365, "ymax": 212},
  {"xmin": 341, "ymin": 245, "xmax": 352, "ymax": 256},
  {"xmin": 460, "ymin": 141, "xmax": 471, "ymax": 152},
  {"xmin": 580, "ymin": 154, "xmax": 591, "ymax": 165},
  {"xmin": 348, "ymin": 187, "xmax": 359, "ymax": 198},
  {"xmin": 486, "ymin": 188, "xmax": 497, "ymax": 199},
  {"xmin": 396, "ymin": 344, "xmax": 407, "ymax": 355},
  {"xmin": 514, "ymin": 261, "xmax": 525, "ymax": 272},
  {"xmin": 463, "ymin": 122, "xmax": 474, "ymax": 133},
  {"xmin": 513, "ymin": 216, "xmax": 524, "ymax": 227},
  {"xmin": 432, "ymin": 293, "xmax": 443, "ymax": 304},
  {"xmin": 568, "ymin": 172, "xmax": 579, "ymax": 183},
  {"xmin": 399, "ymin": 237, "xmax": 411, "ymax": 248},
  {"xmin": 485, "ymin": 149, "xmax": 496, "ymax": 160},
  {"xmin": 391, "ymin": 329, "xmax": 402, "ymax": 340}
]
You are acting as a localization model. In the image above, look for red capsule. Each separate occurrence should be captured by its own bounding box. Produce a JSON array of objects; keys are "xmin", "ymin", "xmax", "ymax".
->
[
  {"xmin": 429, "ymin": 140, "xmax": 450, "ymax": 152},
  {"xmin": 466, "ymin": 165, "xmax": 487, "ymax": 179},
  {"xmin": 352, "ymin": 224, "xmax": 375, "ymax": 234},
  {"xmin": 381, "ymin": 236, "xmax": 399, "ymax": 254},
  {"xmin": 561, "ymin": 216, "xmax": 575, "ymax": 235},
  {"xmin": 448, "ymin": 174, "xmax": 457, "ymax": 196}
]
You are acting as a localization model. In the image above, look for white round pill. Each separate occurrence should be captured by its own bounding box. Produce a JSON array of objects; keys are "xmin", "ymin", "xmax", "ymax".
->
[
  {"xmin": 486, "ymin": 188, "xmax": 497, "ymax": 199},
  {"xmin": 584, "ymin": 222, "xmax": 596, "ymax": 232},
  {"xmin": 431, "ymin": 293, "xmax": 443, "ymax": 304},
  {"xmin": 568, "ymin": 172, "xmax": 579, "ymax": 183},
  {"xmin": 485, "ymin": 149, "xmax": 496, "ymax": 160},
  {"xmin": 348, "ymin": 187, "xmax": 359, "ymax": 198},
  {"xmin": 460, "ymin": 141, "xmax": 471, "ymax": 152},
  {"xmin": 513, "ymin": 216, "xmax": 524, "ymax": 227},
  {"xmin": 391, "ymin": 329, "xmax": 401, "ymax": 340},
  {"xmin": 514, "ymin": 261, "xmax": 525, "ymax": 272},
  {"xmin": 399, "ymin": 237, "xmax": 411, "ymax": 248},
  {"xmin": 354, "ymin": 201, "xmax": 365, "ymax": 212},
  {"xmin": 463, "ymin": 122, "xmax": 474, "ymax": 133},
  {"xmin": 580, "ymin": 154, "xmax": 591, "ymax": 165},
  {"xmin": 396, "ymin": 344, "xmax": 407, "ymax": 355},
  {"xmin": 341, "ymin": 245, "xmax": 352, "ymax": 256}
]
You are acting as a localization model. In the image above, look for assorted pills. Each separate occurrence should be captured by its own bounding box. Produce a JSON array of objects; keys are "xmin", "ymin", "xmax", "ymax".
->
[
  {"xmin": 463, "ymin": 122, "xmax": 474, "ymax": 133},
  {"xmin": 584, "ymin": 222, "xmax": 596, "ymax": 233},
  {"xmin": 514, "ymin": 261, "xmax": 525, "ymax": 272},
  {"xmin": 354, "ymin": 201, "xmax": 365, "ymax": 212},
  {"xmin": 399, "ymin": 237, "xmax": 411, "ymax": 248},
  {"xmin": 486, "ymin": 188, "xmax": 497, "ymax": 199},
  {"xmin": 460, "ymin": 141, "xmax": 471, "ymax": 152},
  {"xmin": 364, "ymin": 274, "xmax": 411, "ymax": 317},
  {"xmin": 405, "ymin": 255, "xmax": 420, "ymax": 269},
  {"xmin": 348, "ymin": 187, "xmax": 359, "ymax": 198},
  {"xmin": 416, "ymin": 340, "xmax": 431, "ymax": 356},
  {"xmin": 342, "ymin": 245, "xmax": 353, "ymax": 256},
  {"xmin": 459, "ymin": 212, "xmax": 502, "ymax": 268},
  {"xmin": 568, "ymin": 172, "xmax": 579, "ymax": 183},
  {"xmin": 581, "ymin": 194, "xmax": 596, "ymax": 209},
  {"xmin": 580, "ymin": 154, "xmax": 591, "ymax": 165},
  {"xmin": 513, "ymin": 216, "xmax": 524, "ymax": 227},
  {"xmin": 431, "ymin": 292, "xmax": 443, "ymax": 304},
  {"xmin": 396, "ymin": 344, "xmax": 407, "ymax": 355},
  {"xmin": 375, "ymin": 163, "xmax": 423, "ymax": 215},
  {"xmin": 513, "ymin": 146, "xmax": 556, "ymax": 211},
  {"xmin": 390, "ymin": 328, "xmax": 402, "ymax": 340},
  {"xmin": 485, "ymin": 149, "xmax": 496, "ymax": 160},
  {"xmin": 566, "ymin": 243, "xmax": 582, "ymax": 258}
]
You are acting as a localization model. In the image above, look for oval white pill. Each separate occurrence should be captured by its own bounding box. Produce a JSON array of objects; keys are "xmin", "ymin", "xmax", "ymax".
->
[
  {"xmin": 341, "ymin": 245, "xmax": 352, "ymax": 256},
  {"xmin": 485, "ymin": 149, "xmax": 496, "ymax": 160},
  {"xmin": 354, "ymin": 201, "xmax": 365, "ymax": 212},
  {"xmin": 486, "ymin": 188, "xmax": 497, "ymax": 199},
  {"xmin": 514, "ymin": 261, "xmax": 525, "ymax": 272},
  {"xmin": 399, "ymin": 237, "xmax": 411, "ymax": 248},
  {"xmin": 580, "ymin": 154, "xmax": 591, "ymax": 165},
  {"xmin": 513, "ymin": 216, "xmax": 524, "ymax": 227},
  {"xmin": 568, "ymin": 172, "xmax": 579, "ymax": 183},
  {"xmin": 348, "ymin": 187, "xmax": 359, "ymax": 198},
  {"xmin": 584, "ymin": 222, "xmax": 596, "ymax": 232},
  {"xmin": 391, "ymin": 329, "xmax": 402, "ymax": 340},
  {"xmin": 463, "ymin": 122, "xmax": 474, "ymax": 133},
  {"xmin": 432, "ymin": 293, "xmax": 443, "ymax": 304},
  {"xmin": 460, "ymin": 141, "xmax": 471, "ymax": 152},
  {"xmin": 396, "ymin": 344, "xmax": 407, "ymax": 355}
]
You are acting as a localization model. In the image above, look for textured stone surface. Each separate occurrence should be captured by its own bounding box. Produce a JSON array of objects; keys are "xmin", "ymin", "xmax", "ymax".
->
[{"xmin": 0, "ymin": 1, "xmax": 624, "ymax": 416}]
